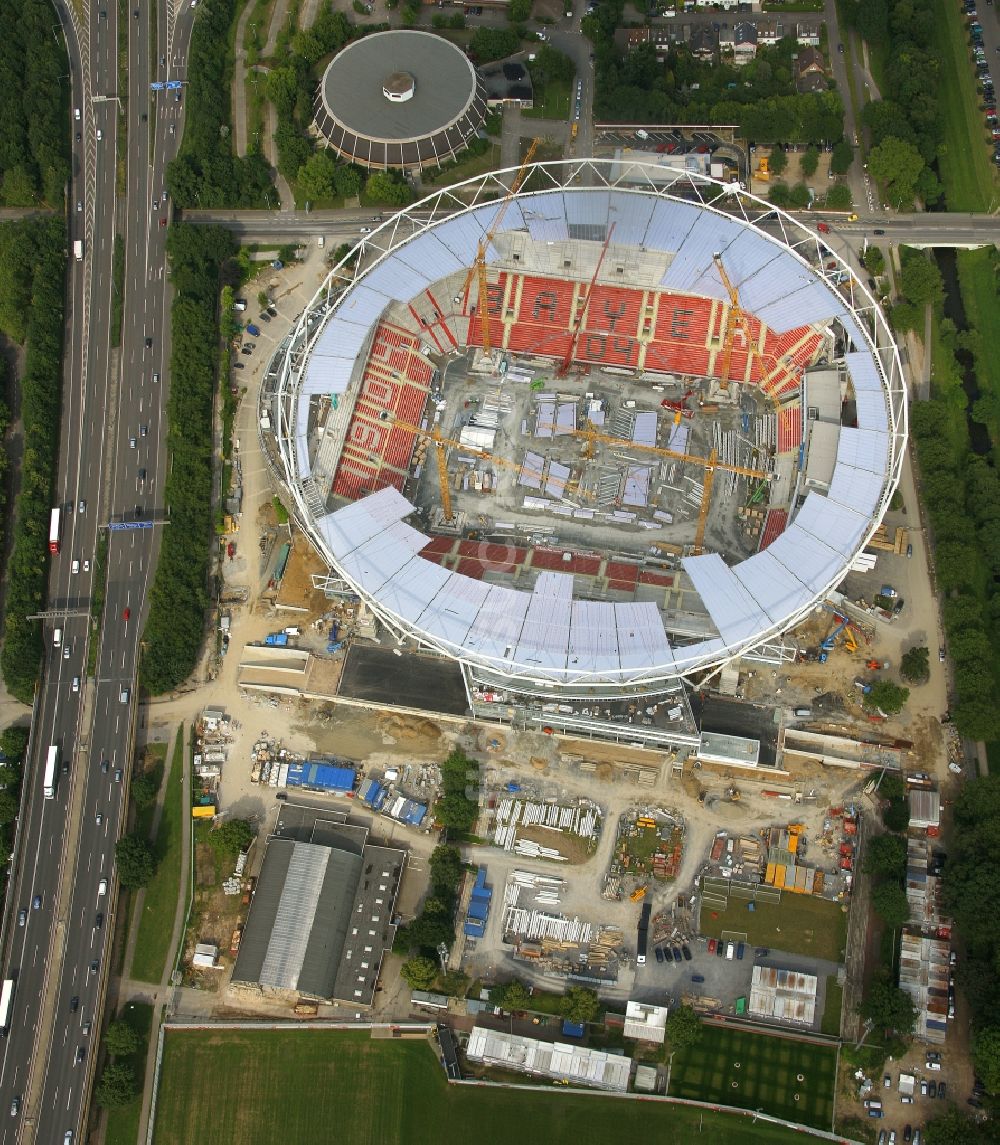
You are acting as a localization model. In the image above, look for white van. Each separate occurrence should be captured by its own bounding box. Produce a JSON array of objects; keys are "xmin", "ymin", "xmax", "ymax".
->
[
  {"xmin": 98, "ymin": 878, "xmax": 108, "ymax": 896},
  {"xmin": 72, "ymin": 560, "xmax": 80, "ymax": 575},
  {"xmin": 53, "ymin": 628, "xmax": 63, "ymax": 648},
  {"xmin": 725, "ymin": 941, "xmax": 735, "ymax": 960}
]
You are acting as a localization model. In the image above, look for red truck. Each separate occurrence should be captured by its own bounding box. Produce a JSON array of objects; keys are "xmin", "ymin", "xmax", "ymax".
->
[{"xmin": 817, "ymin": 222, "xmax": 831, "ymax": 234}]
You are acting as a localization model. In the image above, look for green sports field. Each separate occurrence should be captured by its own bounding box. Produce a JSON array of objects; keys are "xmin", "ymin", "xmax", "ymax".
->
[
  {"xmin": 152, "ymin": 1029, "xmax": 835, "ymax": 1145},
  {"xmin": 702, "ymin": 888, "xmax": 848, "ymax": 963},
  {"xmin": 669, "ymin": 1024, "xmax": 837, "ymax": 1131}
]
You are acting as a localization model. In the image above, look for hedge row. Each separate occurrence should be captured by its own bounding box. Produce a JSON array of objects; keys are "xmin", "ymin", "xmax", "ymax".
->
[{"xmin": 139, "ymin": 224, "xmax": 238, "ymax": 694}]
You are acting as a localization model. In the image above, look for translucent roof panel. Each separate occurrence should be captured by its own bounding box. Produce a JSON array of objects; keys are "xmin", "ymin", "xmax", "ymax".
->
[
  {"xmin": 377, "ymin": 557, "xmax": 454, "ymax": 627},
  {"xmin": 565, "ymin": 189, "xmax": 611, "ymax": 230},
  {"xmin": 462, "ymin": 584, "xmax": 531, "ymax": 663},
  {"xmin": 733, "ymin": 551, "xmax": 814, "ymax": 626},
  {"xmin": 827, "ymin": 465, "xmax": 884, "ymax": 518},
  {"xmin": 767, "ymin": 524, "xmax": 846, "ymax": 594},
  {"xmin": 607, "ymin": 190, "xmax": 657, "ymax": 248},
  {"xmin": 836, "ymin": 427, "xmax": 889, "ymax": 475},
  {"xmin": 521, "ymin": 193, "xmax": 570, "ymax": 243},
  {"xmin": 421, "ymin": 570, "xmax": 491, "ymax": 648},
  {"xmin": 318, "ymin": 488, "xmax": 413, "ymax": 556},
  {"xmin": 568, "ymin": 601, "xmax": 620, "ymax": 673},
  {"xmin": 615, "ymin": 603, "xmax": 673, "ymax": 671},
  {"xmin": 792, "ymin": 492, "xmax": 868, "ymax": 560},
  {"xmin": 516, "ymin": 580, "xmax": 573, "ymax": 670},
  {"xmin": 682, "ymin": 553, "xmax": 773, "ymax": 645}
]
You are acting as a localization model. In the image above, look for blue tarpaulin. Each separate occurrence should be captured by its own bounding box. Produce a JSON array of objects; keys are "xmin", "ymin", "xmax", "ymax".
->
[
  {"xmin": 561, "ymin": 1020, "xmax": 586, "ymax": 1039},
  {"xmin": 285, "ymin": 762, "xmax": 355, "ymax": 793}
]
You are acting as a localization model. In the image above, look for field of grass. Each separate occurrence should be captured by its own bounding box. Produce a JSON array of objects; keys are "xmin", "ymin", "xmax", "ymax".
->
[
  {"xmin": 152, "ymin": 1030, "xmax": 835, "ymax": 1145},
  {"xmin": 104, "ymin": 1002, "xmax": 155, "ymax": 1145},
  {"xmin": 933, "ymin": 0, "xmax": 997, "ymax": 212},
  {"xmin": 131, "ymin": 729, "xmax": 185, "ymax": 984},
  {"xmin": 821, "ymin": 977, "xmax": 844, "ymax": 1038},
  {"xmin": 669, "ymin": 1025, "xmax": 837, "ymax": 1131},
  {"xmin": 523, "ymin": 77, "xmax": 571, "ymax": 121},
  {"xmin": 702, "ymin": 891, "xmax": 848, "ymax": 964}
]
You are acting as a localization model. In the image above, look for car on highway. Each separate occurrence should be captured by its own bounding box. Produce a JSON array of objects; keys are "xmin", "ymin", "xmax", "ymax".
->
[
  {"xmin": 63, "ymin": 644, "xmax": 70, "ymax": 659},
  {"xmin": 123, "ymin": 607, "xmax": 130, "ymax": 620},
  {"xmin": 94, "ymin": 912, "xmax": 104, "ymax": 929},
  {"xmin": 72, "ymin": 559, "xmax": 79, "ymax": 574},
  {"xmin": 96, "ymin": 128, "xmax": 102, "ymax": 140},
  {"xmin": 145, "ymin": 336, "xmax": 152, "ymax": 348},
  {"xmin": 140, "ymin": 423, "xmax": 148, "ymax": 437},
  {"xmin": 82, "ymin": 1019, "xmax": 92, "ymax": 1036},
  {"xmin": 72, "ymin": 676, "xmax": 80, "ymax": 693},
  {"xmin": 152, "ymin": 371, "xmax": 160, "ymax": 383},
  {"xmin": 114, "ymin": 766, "xmax": 123, "ymax": 783},
  {"xmin": 32, "ymin": 894, "xmax": 42, "ymax": 910},
  {"xmin": 77, "ymin": 200, "xmax": 82, "ymax": 212},
  {"xmin": 75, "ymin": 1046, "xmax": 85, "ymax": 1064},
  {"xmin": 69, "ymin": 996, "xmax": 79, "ymax": 1013},
  {"xmin": 95, "ymin": 810, "xmax": 103, "ymax": 825},
  {"xmin": 9, "ymin": 1097, "xmax": 18, "ymax": 1117},
  {"xmin": 129, "ymin": 434, "xmax": 137, "ymax": 448},
  {"xmin": 83, "ymin": 559, "xmax": 90, "ymax": 572},
  {"xmin": 17, "ymin": 909, "xmax": 25, "ymax": 926},
  {"xmin": 89, "ymin": 960, "xmax": 99, "ymax": 975},
  {"xmin": 100, "ymin": 759, "xmax": 110, "ymax": 774},
  {"xmin": 78, "ymin": 499, "xmax": 86, "ymax": 513}
]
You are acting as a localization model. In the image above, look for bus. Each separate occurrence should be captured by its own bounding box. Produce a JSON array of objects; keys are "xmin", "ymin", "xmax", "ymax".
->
[
  {"xmin": 48, "ymin": 507, "xmax": 61, "ymax": 554},
  {"xmin": 43, "ymin": 746, "xmax": 57, "ymax": 799},
  {"xmin": 0, "ymin": 979, "xmax": 14, "ymax": 1036}
]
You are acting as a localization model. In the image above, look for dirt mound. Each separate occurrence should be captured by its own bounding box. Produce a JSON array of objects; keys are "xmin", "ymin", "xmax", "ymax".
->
[{"xmin": 377, "ymin": 712, "xmax": 442, "ymax": 745}]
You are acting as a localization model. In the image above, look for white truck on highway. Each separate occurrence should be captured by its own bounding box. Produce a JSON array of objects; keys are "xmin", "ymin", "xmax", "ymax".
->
[{"xmin": 73, "ymin": 239, "xmax": 84, "ymax": 262}]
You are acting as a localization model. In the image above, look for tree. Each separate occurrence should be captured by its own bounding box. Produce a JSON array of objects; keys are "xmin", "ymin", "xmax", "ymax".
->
[
  {"xmin": 899, "ymin": 252, "xmax": 944, "ymax": 308},
  {"xmin": 490, "ymin": 978, "xmax": 532, "ymax": 1012},
  {"xmin": 508, "ymin": 0, "xmax": 532, "ymax": 21},
  {"xmin": 899, "ymin": 645, "xmax": 929, "ymax": 683},
  {"xmin": 104, "ymin": 1020, "xmax": 141, "ymax": 1057},
  {"xmin": 561, "ymin": 986, "xmax": 600, "ymax": 1024},
  {"xmin": 213, "ymin": 818, "xmax": 256, "ymax": 855},
  {"xmin": 859, "ymin": 977, "xmax": 916, "ymax": 1034},
  {"xmin": 830, "ymin": 140, "xmax": 854, "ymax": 175},
  {"xmin": 665, "ymin": 1004, "xmax": 703, "ymax": 1050},
  {"xmin": 883, "ymin": 798, "xmax": 910, "ymax": 833},
  {"xmin": 115, "ymin": 834, "xmax": 155, "ymax": 889},
  {"xmin": 334, "ymin": 164, "xmax": 362, "ymax": 200},
  {"xmin": 800, "ymin": 147, "xmax": 819, "ymax": 177},
  {"xmin": 0, "ymin": 790, "xmax": 18, "ymax": 825},
  {"xmin": 94, "ymin": 1063, "xmax": 138, "ymax": 1109},
  {"xmin": 863, "ymin": 245, "xmax": 886, "ymax": 277},
  {"xmin": 429, "ymin": 845, "xmax": 463, "ymax": 894},
  {"xmin": 824, "ymin": 183, "xmax": 853, "ymax": 210},
  {"xmin": 864, "ymin": 679, "xmax": 909, "ymax": 715},
  {"xmin": 131, "ymin": 772, "xmax": 159, "ymax": 809},
  {"xmin": 296, "ymin": 151, "xmax": 338, "ymax": 201},
  {"xmin": 972, "ymin": 1025, "xmax": 1000, "ymax": 1094},
  {"xmin": 0, "ymin": 726, "xmax": 29, "ymax": 764},
  {"xmin": 400, "ymin": 956, "xmax": 439, "ymax": 990},
  {"xmin": 768, "ymin": 148, "xmax": 788, "ymax": 176},
  {"xmin": 364, "ymin": 170, "xmax": 413, "ymax": 207},
  {"xmin": 863, "ymin": 833, "xmax": 906, "ymax": 879},
  {"xmin": 871, "ymin": 882, "xmax": 910, "ymax": 929},
  {"xmin": 469, "ymin": 27, "xmax": 522, "ymax": 62},
  {"xmin": 924, "ymin": 1105, "xmax": 992, "ymax": 1145},
  {"xmin": 867, "ymin": 136, "xmax": 925, "ymax": 209}
]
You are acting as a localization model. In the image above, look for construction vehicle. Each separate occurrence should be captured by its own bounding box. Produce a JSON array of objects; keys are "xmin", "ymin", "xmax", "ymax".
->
[
  {"xmin": 629, "ymin": 885, "xmax": 649, "ymax": 902},
  {"xmin": 866, "ymin": 659, "xmax": 890, "ymax": 670},
  {"xmin": 660, "ymin": 389, "xmax": 695, "ymax": 416},
  {"xmin": 726, "ymin": 786, "xmax": 741, "ymax": 802},
  {"xmin": 463, "ymin": 138, "xmax": 540, "ymax": 355}
]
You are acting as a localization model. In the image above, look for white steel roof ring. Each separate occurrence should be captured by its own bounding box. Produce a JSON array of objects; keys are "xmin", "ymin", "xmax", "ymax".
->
[{"xmin": 270, "ymin": 160, "xmax": 907, "ymax": 693}]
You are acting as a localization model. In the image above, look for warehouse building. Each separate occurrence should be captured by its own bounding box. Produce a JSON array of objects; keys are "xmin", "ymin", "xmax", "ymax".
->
[
  {"xmin": 232, "ymin": 807, "xmax": 404, "ymax": 1007},
  {"xmin": 465, "ymin": 1027, "xmax": 631, "ymax": 1091},
  {"xmin": 748, "ymin": 965, "xmax": 818, "ymax": 1025}
]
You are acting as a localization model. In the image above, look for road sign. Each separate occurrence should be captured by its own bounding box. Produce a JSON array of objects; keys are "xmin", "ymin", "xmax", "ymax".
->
[
  {"xmin": 108, "ymin": 521, "xmax": 155, "ymax": 531},
  {"xmin": 165, "ymin": 80, "xmax": 183, "ymax": 90},
  {"xmin": 150, "ymin": 82, "xmax": 165, "ymax": 90}
]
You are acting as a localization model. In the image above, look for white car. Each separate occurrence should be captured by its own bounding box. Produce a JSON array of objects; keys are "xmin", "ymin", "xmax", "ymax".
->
[
  {"xmin": 72, "ymin": 677, "xmax": 80, "ymax": 693},
  {"xmin": 948, "ymin": 761, "xmax": 963, "ymax": 774},
  {"xmin": 96, "ymin": 128, "xmax": 102, "ymax": 140},
  {"xmin": 98, "ymin": 878, "xmax": 108, "ymax": 896},
  {"xmin": 72, "ymin": 560, "xmax": 80, "ymax": 574}
]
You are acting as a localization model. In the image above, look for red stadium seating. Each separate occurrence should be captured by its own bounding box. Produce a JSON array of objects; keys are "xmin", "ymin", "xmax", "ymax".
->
[
  {"xmin": 758, "ymin": 508, "xmax": 789, "ymax": 552},
  {"xmin": 777, "ymin": 405, "xmax": 803, "ymax": 454}
]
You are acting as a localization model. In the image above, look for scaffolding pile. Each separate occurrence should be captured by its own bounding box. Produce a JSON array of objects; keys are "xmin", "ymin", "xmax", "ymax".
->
[
  {"xmin": 502, "ymin": 870, "xmax": 592, "ymax": 944},
  {"xmin": 490, "ymin": 794, "xmax": 603, "ymax": 861}
]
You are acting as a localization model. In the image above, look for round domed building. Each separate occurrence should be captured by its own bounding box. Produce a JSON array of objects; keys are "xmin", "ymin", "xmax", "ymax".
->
[{"xmin": 313, "ymin": 29, "xmax": 488, "ymax": 173}]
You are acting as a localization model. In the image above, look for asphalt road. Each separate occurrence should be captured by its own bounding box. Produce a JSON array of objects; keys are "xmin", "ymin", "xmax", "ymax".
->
[{"xmin": 0, "ymin": 2, "xmax": 195, "ymax": 1140}]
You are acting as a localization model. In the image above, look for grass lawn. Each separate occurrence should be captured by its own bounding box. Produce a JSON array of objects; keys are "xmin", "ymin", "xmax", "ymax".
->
[
  {"xmin": 957, "ymin": 248, "xmax": 1000, "ymax": 443},
  {"xmin": 702, "ymin": 891, "xmax": 848, "ymax": 964},
  {"xmin": 104, "ymin": 1001, "xmax": 155, "ymax": 1145},
  {"xmin": 134, "ymin": 742, "xmax": 168, "ymax": 843},
  {"xmin": 933, "ymin": 0, "xmax": 997, "ymax": 212},
  {"xmin": 821, "ymin": 977, "xmax": 844, "ymax": 1038},
  {"xmin": 152, "ymin": 1030, "xmax": 835, "ymax": 1145},
  {"xmin": 421, "ymin": 141, "xmax": 502, "ymax": 188},
  {"xmin": 130, "ymin": 729, "xmax": 185, "ymax": 985},
  {"xmin": 669, "ymin": 1025, "xmax": 837, "ymax": 1131},
  {"xmin": 523, "ymin": 77, "xmax": 571, "ymax": 121}
]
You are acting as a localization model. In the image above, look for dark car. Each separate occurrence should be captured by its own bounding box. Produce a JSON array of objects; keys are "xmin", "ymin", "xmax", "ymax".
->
[
  {"xmin": 873, "ymin": 228, "xmax": 886, "ymax": 235},
  {"xmin": 94, "ymin": 912, "xmax": 104, "ymax": 930},
  {"xmin": 100, "ymin": 759, "xmax": 110, "ymax": 774},
  {"xmin": 691, "ymin": 974, "xmax": 705, "ymax": 983},
  {"xmin": 681, "ymin": 945, "xmax": 692, "ymax": 961},
  {"xmin": 903, "ymin": 1126, "xmax": 912, "ymax": 1143},
  {"xmin": 938, "ymin": 1082, "xmax": 947, "ymax": 1099},
  {"xmin": 716, "ymin": 940, "xmax": 724, "ymax": 958},
  {"xmin": 74, "ymin": 1046, "xmax": 85, "ymax": 1065},
  {"xmin": 32, "ymin": 895, "xmax": 42, "ymax": 911},
  {"xmin": 928, "ymin": 1080, "xmax": 937, "ymax": 1098},
  {"xmin": 233, "ymin": 362, "xmax": 245, "ymax": 370},
  {"xmin": 144, "ymin": 337, "xmax": 152, "ymax": 348},
  {"xmin": 655, "ymin": 946, "xmax": 665, "ymax": 964},
  {"xmin": 671, "ymin": 947, "xmax": 682, "ymax": 963},
  {"xmin": 69, "ymin": 996, "xmax": 79, "ymax": 1013},
  {"xmin": 17, "ymin": 910, "xmax": 25, "ymax": 927},
  {"xmin": 736, "ymin": 941, "xmax": 745, "ymax": 960},
  {"xmin": 88, "ymin": 960, "xmax": 98, "ymax": 975}
]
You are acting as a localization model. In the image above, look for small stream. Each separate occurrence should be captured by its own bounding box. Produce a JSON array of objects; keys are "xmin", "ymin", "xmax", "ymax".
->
[{"xmin": 934, "ymin": 248, "xmax": 991, "ymax": 455}]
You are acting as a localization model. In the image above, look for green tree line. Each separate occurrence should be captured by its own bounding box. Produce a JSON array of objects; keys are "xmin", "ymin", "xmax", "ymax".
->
[
  {"xmin": 0, "ymin": 219, "xmax": 67, "ymax": 701},
  {"xmin": 139, "ymin": 224, "xmax": 238, "ymax": 693},
  {"xmin": 165, "ymin": 0, "xmax": 272, "ymax": 207},
  {"xmin": 0, "ymin": 0, "xmax": 70, "ymax": 206}
]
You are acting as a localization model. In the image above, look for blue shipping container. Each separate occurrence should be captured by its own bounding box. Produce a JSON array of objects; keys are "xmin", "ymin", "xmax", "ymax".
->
[{"xmin": 561, "ymin": 1020, "xmax": 586, "ymax": 1039}]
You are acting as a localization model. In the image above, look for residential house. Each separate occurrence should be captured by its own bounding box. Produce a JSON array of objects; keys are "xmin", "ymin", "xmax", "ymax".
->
[
  {"xmin": 481, "ymin": 61, "xmax": 534, "ymax": 109},
  {"xmin": 757, "ymin": 19, "xmax": 781, "ymax": 48},
  {"xmin": 733, "ymin": 21, "xmax": 758, "ymax": 65},
  {"xmin": 689, "ymin": 25, "xmax": 717, "ymax": 61},
  {"xmin": 719, "ymin": 24, "xmax": 736, "ymax": 54},
  {"xmin": 795, "ymin": 46, "xmax": 827, "ymax": 93},
  {"xmin": 796, "ymin": 21, "xmax": 822, "ymax": 46},
  {"xmin": 614, "ymin": 27, "xmax": 651, "ymax": 52}
]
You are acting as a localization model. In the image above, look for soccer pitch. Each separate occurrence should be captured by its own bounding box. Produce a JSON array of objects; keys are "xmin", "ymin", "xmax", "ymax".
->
[
  {"xmin": 669, "ymin": 1024, "xmax": 837, "ymax": 1130},
  {"xmin": 152, "ymin": 1028, "xmax": 836, "ymax": 1145}
]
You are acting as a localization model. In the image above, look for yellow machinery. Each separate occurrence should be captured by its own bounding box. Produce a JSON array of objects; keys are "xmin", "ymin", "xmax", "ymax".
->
[
  {"xmin": 629, "ymin": 885, "xmax": 648, "ymax": 902},
  {"xmin": 431, "ymin": 425, "xmax": 453, "ymax": 523},
  {"xmin": 463, "ymin": 138, "xmax": 540, "ymax": 354},
  {"xmin": 755, "ymin": 155, "xmax": 770, "ymax": 181}
]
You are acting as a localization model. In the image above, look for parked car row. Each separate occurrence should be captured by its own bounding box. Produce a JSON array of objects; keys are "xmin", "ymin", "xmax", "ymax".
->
[
  {"xmin": 654, "ymin": 942, "xmax": 692, "ymax": 963},
  {"xmin": 965, "ymin": 5, "xmax": 1000, "ymax": 161}
]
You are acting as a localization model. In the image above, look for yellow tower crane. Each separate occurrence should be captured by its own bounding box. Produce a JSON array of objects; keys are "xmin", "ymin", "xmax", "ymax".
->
[
  {"xmin": 712, "ymin": 252, "xmax": 781, "ymax": 403},
  {"xmin": 463, "ymin": 138, "xmax": 541, "ymax": 355},
  {"xmin": 569, "ymin": 423, "xmax": 770, "ymax": 481}
]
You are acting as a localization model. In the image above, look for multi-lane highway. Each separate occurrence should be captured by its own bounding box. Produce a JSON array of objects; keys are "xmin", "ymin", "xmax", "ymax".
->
[{"xmin": 0, "ymin": 1, "xmax": 195, "ymax": 1140}]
